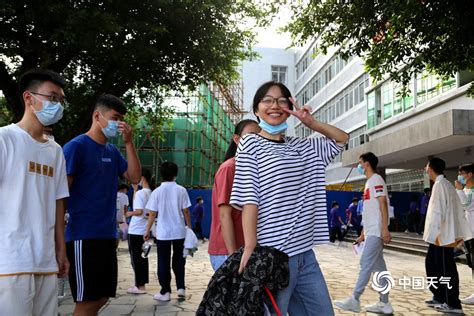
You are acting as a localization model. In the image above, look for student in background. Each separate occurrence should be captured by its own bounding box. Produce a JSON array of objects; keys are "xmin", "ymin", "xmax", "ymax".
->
[
  {"xmin": 192, "ymin": 197, "xmax": 205, "ymax": 241},
  {"xmin": 347, "ymin": 197, "xmax": 362, "ymax": 236},
  {"xmin": 423, "ymin": 158, "xmax": 471, "ymax": 314},
  {"xmin": 208, "ymin": 119, "xmax": 260, "ymax": 271},
  {"xmin": 405, "ymin": 194, "xmax": 419, "ymax": 233},
  {"xmin": 418, "ymin": 188, "xmax": 430, "ymax": 235},
  {"xmin": 335, "ymin": 152, "xmax": 394, "ymax": 314},
  {"xmin": 144, "ymin": 162, "xmax": 192, "ymax": 302},
  {"xmin": 329, "ymin": 201, "xmax": 345, "ymax": 243},
  {"xmin": 126, "ymin": 168, "xmax": 153, "ymax": 295},
  {"xmin": 117, "ymin": 184, "xmax": 130, "ymax": 243},
  {"xmin": 454, "ymin": 163, "xmax": 474, "ymax": 305}
]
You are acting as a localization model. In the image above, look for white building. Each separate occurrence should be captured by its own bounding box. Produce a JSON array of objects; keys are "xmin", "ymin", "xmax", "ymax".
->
[
  {"xmin": 241, "ymin": 43, "xmax": 474, "ymax": 192},
  {"xmin": 241, "ymin": 47, "xmax": 297, "ymax": 130}
]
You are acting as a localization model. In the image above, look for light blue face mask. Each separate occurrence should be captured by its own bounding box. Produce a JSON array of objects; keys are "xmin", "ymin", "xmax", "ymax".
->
[
  {"xmin": 357, "ymin": 164, "xmax": 365, "ymax": 175},
  {"xmin": 31, "ymin": 96, "xmax": 64, "ymax": 126},
  {"xmin": 258, "ymin": 119, "xmax": 288, "ymax": 135},
  {"xmin": 99, "ymin": 113, "xmax": 119, "ymax": 138},
  {"xmin": 102, "ymin": 120, "xmax": 119, "ymax": 138},
  {"xmin": 458, "ymin": 175, "xmax": 466, "ymax": 185}
]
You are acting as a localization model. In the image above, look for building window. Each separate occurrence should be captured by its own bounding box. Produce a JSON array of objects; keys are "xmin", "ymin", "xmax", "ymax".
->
[
  {"xmin": 416, "ymin": 72, "xmax": 455, "ymax": 106},
  {"xmin": 272, "ymin": 66, "xmax": 287, "ymax": 84},
  {"xmin": 382, "ymin": 82, "xmax": 393, "ymax": 119},
  {"xmin": 295, "ymin": 54, "xmax": 353, "ymax": 103},
  {"xmin": 367, "ymin": 91, "xmax": 376, "ymax": 129}
]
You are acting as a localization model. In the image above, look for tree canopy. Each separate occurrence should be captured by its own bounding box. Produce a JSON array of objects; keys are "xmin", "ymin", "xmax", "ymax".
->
[
  {"xmin": 0, "ymin": 0, "xmax": 273, "ymax": 143},
  {"xmin": 285, "ymin": 0, "xmax": 474, "ymax": 92}
]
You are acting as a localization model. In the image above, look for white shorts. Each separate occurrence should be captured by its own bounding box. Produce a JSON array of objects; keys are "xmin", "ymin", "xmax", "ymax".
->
[{"xmin": 0, "ymin": 274, "xmax": 58, "ymax": 316}]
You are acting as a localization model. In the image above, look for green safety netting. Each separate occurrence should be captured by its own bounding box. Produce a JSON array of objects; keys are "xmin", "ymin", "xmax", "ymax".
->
[{"xmin": 113, "ymin": 84, "xmax": 234, "ymax": 188}]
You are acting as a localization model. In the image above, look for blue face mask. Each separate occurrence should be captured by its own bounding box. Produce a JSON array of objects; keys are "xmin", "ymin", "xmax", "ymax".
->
[
  {"xmin": 458, "ymin": 175, "xmax": 466, "ymax": 185},
  {"xmin": 357, "ymin": 164, "xmax": 365, "ymax": 175},
  {"xmin": 102, "ymin": 120, "xmax": 119, "ymax": 138},
  {"xmin": 258, "ymin": 119, "xmax": 288, "ymax": 135},
  {"xmin": 31, "ymin": 97, "xmax": 64, "ymax": 126},
  {"xmin": 99, "ymin": 113, "xmax": 119, "ymax": 138}
]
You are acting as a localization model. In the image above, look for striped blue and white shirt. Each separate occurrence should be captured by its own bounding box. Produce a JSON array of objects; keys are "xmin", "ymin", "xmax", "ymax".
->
[{"xmin": 230, "ymin": 133, "xmax": 344, "ymax": 257}]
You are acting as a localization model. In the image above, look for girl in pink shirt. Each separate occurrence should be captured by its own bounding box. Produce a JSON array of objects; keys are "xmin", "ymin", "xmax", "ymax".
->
[{"xmin": 208, "ymin": 119, "xmax": 260, "ymax": 270}]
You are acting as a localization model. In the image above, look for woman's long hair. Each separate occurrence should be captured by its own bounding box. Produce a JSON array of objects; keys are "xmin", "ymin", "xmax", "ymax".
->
[{"xmin": 223, "ymin": 119, "xmax": 258, "ymax": 162}]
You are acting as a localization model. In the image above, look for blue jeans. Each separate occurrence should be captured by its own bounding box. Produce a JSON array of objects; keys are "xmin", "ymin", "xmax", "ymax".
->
[
  {"xmin": 273, "ymin": 249, "xmax": 334, "ymax": 316},
  {"xmin": 209, "ymin": 255, "xmax": 228, "ymax": 271}
]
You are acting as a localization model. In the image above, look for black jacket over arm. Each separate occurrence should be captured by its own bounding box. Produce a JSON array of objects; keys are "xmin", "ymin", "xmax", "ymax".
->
[{"xmin": 197, "ymin": 246, "xmax": 289, "ymax": 316}]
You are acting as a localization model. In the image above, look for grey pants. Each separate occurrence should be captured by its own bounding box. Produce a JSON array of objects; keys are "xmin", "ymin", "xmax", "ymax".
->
[{"xmin": 353, "ymin": 236, "xmax": 389, "ymax": 303}]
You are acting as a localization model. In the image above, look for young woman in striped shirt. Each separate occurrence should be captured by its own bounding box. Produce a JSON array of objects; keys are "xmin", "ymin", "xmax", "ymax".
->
[{"xmin": 230, "ymin": 81, "xmax": 349, "ymax": 315}]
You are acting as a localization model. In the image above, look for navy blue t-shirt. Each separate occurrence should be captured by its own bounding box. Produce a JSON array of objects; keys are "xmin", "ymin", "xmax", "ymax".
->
[
  {"xmin": 348, "ymin": 203, "xmax": 359, "ymax": 224},
  {"xmin": 63, "ymin": 134, "xmax": 127, "ymax": 241},
  {"xmin": 330, "ymin": 207, "xmax": 343, "ymax": 228}
]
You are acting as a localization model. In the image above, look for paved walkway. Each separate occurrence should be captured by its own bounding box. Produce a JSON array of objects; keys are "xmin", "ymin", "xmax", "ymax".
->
[{"xmin": 59, "ymin": 240, "xmax": 474, "ymax": 315}]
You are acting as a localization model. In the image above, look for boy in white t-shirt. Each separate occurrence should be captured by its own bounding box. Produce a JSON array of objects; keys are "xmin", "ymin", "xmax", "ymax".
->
[
  {"xmin": 0, "ymin": 69, "xmax": 69, "ymax": 315},
  {"xmin": 144, "ymin": 162, "xmax": 192, "ymax": 302},
  {"xmin": 116, "ymin": 184, "xmax": 130, "ymax": 243},
  {"xmin": 335, "ymin": 152, "xmax": 393, "ymax": 314}
]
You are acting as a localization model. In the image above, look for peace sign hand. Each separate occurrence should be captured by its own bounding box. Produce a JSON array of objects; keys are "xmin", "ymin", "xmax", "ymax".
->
[{"xmin": 282, "ymin": 97, "xmax": 316, "ymax": 128}]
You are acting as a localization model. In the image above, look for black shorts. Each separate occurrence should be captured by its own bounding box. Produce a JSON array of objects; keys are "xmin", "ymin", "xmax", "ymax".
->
[{"xmin": 66, "ymin": 239, "xmax": 117, "ymax": 302}]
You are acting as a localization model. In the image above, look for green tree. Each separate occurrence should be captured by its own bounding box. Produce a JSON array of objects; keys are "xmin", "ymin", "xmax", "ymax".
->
[
  {"xmin": 285, "ymin": 0, "xmax": 474, "ymax": 92},
  {"xmin": 0, "ymin": 97, "xmax": 13, "ymax": 126},
  {"xmin": 0, "ymin": 0, "xmax": 273, "ymax": 143}
]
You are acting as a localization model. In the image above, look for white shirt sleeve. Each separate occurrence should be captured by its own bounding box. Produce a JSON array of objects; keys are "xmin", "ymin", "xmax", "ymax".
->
[
  {"xmin": 146, "ymin": 191, "xmax": 158, "ymax": 212},
  {"xmin": 55, "ymin": 149, "xmax": 69, "ymax": 200},
  {"xmin": 371, "ymin": 175, "xmax": 387, "ymax": 198},
  {"xmin": 181, "ymin": 188, "xmax": 191, "ymax": 209},
  {"xmin": 134, "ymin": 190, "xmax": 145, "ymax": 210},
  {"xmin": 424, "ymin": 182, "xmax": 443, "ymax": 244}
]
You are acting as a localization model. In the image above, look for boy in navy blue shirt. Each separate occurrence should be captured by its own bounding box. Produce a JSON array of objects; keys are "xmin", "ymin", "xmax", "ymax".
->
[
  {"xmin": 192, "ymin": 197, "xmax": 205, "ymax": 240},
  {"xmin": 63, "ymin": 94, "xmax": 141, "ymax": 315}
]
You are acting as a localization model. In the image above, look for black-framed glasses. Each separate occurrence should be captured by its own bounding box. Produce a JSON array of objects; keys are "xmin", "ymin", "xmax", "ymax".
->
[
  {"xmin": 30, "ymin": 92, "xmax": 66, "ymax": 105},
  {"xmin": 260, "ymin": 96, "xmax": 290, "ymax": 107}
]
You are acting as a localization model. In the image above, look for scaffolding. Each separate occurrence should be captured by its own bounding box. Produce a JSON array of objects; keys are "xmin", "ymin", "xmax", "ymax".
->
[
  {"xmin": 209, "ymin": 79, "xmax": 245, "ymax": 125},
  {"xmin": 117, "ymin": 84, "xmax": 235, "ymax": 188}
]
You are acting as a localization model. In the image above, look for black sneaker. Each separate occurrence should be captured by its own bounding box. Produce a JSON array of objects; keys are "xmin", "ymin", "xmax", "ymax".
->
[{"xmin": 425, "ymin": 299, "xmax": 442, "ymax": 307}]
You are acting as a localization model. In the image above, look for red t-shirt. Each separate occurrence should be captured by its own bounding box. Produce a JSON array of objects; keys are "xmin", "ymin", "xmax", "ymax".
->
[{"xmin": 208, "ymin": 158, "xmax": 245, "ymax": 255}]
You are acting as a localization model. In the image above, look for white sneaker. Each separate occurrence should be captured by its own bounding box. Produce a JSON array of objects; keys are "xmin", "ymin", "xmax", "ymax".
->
[
  {"xmin": 127, "ymin": 286, "xmax": 146, "ymax": 294},
  {"xmin": 177, "ymin": 288, "xmax": 186, "ymax": 298},
  {"xmin": 365, "ymin": 301, "xmax": 394, "ymax": 314},
  {"xmin": 334, "ymin": 296, "xmax": 361, "ymax": 312},
  {"xmin": 434, "ymin": 303, "xmax": 463, "ymax": 314},
  {"xmin": 153, "ymin": 292, "xmax": 170, "ymax": 301},
  {"xmin": 461, "ymin": 294, "xmax": 474, "ymax": 305}
]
